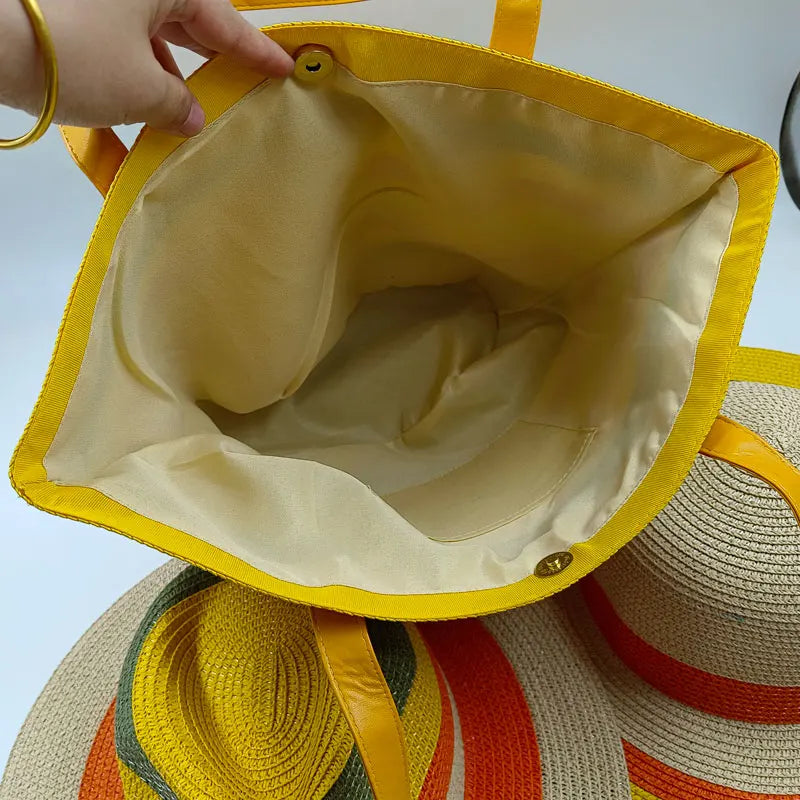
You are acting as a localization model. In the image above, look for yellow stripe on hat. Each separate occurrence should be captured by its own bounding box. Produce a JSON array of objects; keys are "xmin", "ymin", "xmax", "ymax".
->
[
  {"xmin": 129, "ymin": 581, "xmax": 353, "ymax": 800},
  {"xmin": 403, "ymin": 625, "xmax": 443, "ymax": 798}
]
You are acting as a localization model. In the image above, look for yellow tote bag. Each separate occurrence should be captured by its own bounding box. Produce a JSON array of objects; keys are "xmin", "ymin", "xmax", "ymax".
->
[{"xmin": 12, "ymin": 0, "xmax": 778, "ymax": 620}]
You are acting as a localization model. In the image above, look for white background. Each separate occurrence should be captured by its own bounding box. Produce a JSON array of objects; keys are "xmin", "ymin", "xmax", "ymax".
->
[{"xmin": 1, "ymin": 0, "xmax": 799, "ymax": 769}]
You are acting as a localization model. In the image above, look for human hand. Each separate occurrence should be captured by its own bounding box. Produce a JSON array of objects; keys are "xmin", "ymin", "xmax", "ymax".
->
[{"xmin": 0, "ymin": 0, "xmax": 295, "ymax": 136}]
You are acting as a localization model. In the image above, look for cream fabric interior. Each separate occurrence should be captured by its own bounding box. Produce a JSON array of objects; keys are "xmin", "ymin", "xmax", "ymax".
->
[{"xmin": 45, "ymin": 68, "xmax": 739, "ymax": 594}]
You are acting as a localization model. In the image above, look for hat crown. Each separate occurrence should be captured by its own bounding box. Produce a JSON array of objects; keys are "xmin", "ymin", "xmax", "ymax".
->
[{"xmin": 594, "ymin": 381, "xmax": 800, "ymax": 687}]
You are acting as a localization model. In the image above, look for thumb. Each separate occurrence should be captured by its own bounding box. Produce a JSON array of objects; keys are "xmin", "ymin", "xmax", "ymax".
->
[{"xmin": 141, "ymin": 65, "xmax": 205, "ymax": 137}]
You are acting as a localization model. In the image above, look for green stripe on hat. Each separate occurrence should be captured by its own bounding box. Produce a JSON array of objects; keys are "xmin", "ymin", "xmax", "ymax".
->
[{"xmin": 115, "ymin": 566, "xmax": 220, "ymax": 800}]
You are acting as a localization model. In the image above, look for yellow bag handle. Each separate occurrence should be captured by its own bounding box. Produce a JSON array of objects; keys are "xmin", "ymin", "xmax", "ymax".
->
[
  {"xmin": 311, "ymin": 608, "xmax": 412, "ymax": 800},
  {"xmin": 491, "ymin": 0, "xmax": 542, "ymax": 60},
  {"xmin": 61, "ymin": 0, "xmax": 542, "ymax": 195},
  {"xmin": 60, "ymin": 125, "xmax": 128, "ymax": 196}
]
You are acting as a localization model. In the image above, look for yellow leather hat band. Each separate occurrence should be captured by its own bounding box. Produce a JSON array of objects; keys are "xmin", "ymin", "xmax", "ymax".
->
[
  {"xmin": 312, "ymin": 609, "xmax": 412, "ymax": 800},
  {"xmin": 701, "ymin": 415, "xmax": 800, "ymax": 526}
]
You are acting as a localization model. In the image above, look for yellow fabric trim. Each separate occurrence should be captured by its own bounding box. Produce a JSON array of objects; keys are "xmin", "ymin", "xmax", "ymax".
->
[
  {"xmin": 701, "ymin": 415, "xmax": 800, "ymax": 525},
  {"xmin": 490, "ymin": 0, "xmax": 541, "ymax": 59},
  {"xmin": 402, "ymin": 625, "xmax": 442, "ymax": 798},
  {"xmin": 732, "ymin": 346, "xmax": 800, "ymax": 389},
  {"xmin": 10, "ymin": 23, "xmax": 778, "ymax": 620},
  {"xmin": 312, "ymin": 610, "xmax": 411, "ymax": 800}
]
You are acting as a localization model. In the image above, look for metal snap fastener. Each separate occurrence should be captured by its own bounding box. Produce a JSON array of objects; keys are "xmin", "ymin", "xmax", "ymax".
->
[
  {"xmin": 535, "ymin": 551, "xmax": 574, "ymax": 578},
  {"xmin": 294, "ymin": 46, "xmax": 335, "ymax": 82}
]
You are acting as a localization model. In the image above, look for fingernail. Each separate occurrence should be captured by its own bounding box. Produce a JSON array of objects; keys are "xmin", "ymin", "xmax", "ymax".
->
[{"xmin": 180, "ymin": 99, "xmax": 205, "ymax": 137}]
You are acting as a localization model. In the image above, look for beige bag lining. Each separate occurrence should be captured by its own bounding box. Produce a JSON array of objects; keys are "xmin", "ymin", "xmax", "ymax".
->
[{"xmin": 45, "ymin": 69, "xmax": 738, "ymax": 593}]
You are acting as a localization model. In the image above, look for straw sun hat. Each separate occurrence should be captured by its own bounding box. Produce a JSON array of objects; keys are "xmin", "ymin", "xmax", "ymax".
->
[{"xmin": 2, "ymin": 351, "xmax": 799, "ymax": 800}]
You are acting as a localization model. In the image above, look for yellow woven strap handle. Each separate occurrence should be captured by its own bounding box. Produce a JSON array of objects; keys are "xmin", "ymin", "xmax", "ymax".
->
[
  {"xmin": 700, "ymin": 415, "xmax": 800, "ymax": 525},
  {"xmin": 311, "ymin": 609, "xmax": 411, "ymax": 800},
  {"xmin": 59, "ymin": 126, "xmax": 128, "ymax": 195},
  {"xmin": 61, "ymin": 0, "xmax": 542, "ymax": 195},
  {"xmin": 491, "ymin": 0, "xmax": 542, "ymax": 59}
]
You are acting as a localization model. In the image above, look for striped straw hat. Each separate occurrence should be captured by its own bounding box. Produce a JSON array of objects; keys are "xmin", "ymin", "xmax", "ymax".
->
[{"xmin": 2, "ymin": 351, "xmax": 799, "ymax": 800}]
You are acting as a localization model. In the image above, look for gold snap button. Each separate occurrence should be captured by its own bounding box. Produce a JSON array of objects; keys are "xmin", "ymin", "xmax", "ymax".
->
[
  {"xmin": 535, "ymin": 551, "xmax": 574, "ymax": 578},
  {"xmin": 294, "ymin": 46, "xmax": 335, "ymax": 82}
]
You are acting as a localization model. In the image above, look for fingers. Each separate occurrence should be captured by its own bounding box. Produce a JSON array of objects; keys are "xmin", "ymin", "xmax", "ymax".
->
[
  {"xmin": 151, "ymin": 36, "xmax": 184, "ymax": 80},
  {"xmin": 169, "ymin": 0, "xmax": 294, "ymax": 76},
  {"xmin": 158, "ymin": 22, "xmax": 218, "ymax": 59},
  {"xmin": 125, "ymin": 0, "xmax": 294, "ymax": 139},
  {"xmin": 139, "ymin": 46, "xmax": 206, "ymax": 136}
]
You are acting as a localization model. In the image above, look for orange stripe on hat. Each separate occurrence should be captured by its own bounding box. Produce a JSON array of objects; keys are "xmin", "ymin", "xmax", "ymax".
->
[
  {"xmin": 582, "ymin": 576, "xmax": 800, "ymax": 724},
  {"xmin": 419, "ymin": 644, "xmax": 455, "ymax": 800},
  {"xmin": 625, "ymin": 740, "xmax": 800, "ymax": 800},
  {"xmin": 420, "ymin": 619, "xmax": 542, "ymax": 800},
  {"xmin": 78, "ymin": 699, "xmax": 124, "ymax": 800}
]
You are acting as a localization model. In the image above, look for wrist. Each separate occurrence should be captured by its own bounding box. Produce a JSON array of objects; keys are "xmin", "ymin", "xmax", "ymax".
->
[{"xmin": 0, "ymin": 0, "xmax": 46, "ymax": 113}]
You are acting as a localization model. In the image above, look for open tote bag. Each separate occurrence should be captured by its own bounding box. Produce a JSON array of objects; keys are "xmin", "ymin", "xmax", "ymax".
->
[{"xmin": 11, "ymin": 0, "xmax": 778, "ymax": 620}]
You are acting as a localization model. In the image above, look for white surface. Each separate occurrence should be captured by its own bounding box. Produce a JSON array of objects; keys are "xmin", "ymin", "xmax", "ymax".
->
[{"xmin": 1, "ymin": 0, "xmax": 799, "ymax": 770}]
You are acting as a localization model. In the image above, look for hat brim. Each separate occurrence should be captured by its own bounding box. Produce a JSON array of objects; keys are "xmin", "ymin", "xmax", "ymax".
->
[
  {"xmin": 0, "ymin": 561, "xmax": 184, "ymax": 800},
  {"xmin": 4, "ymin": 565, "xmax": 799, "ymax": 799},
  {"xmin": 561, "ymin": 586, "xmax": 800, "ymax": 798}
]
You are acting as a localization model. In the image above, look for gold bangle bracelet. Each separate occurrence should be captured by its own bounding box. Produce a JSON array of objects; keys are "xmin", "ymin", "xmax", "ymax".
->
[{"xmin": 0, "ymin": 0, "xmax": 59, "ymax": 150}]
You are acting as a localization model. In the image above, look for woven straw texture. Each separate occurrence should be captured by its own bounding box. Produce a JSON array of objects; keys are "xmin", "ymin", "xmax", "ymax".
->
[
  {"xmin": 3, "ymin": 570, "xmax": 800, "ymax": 798},
  {"xmin": 2, "ymin": 380, "xmax": 799, "ymax": 799},
  {"xmin": 0, "ymin": 561, "xmax": 184, "ymax": 800},
  {"xmin": 596, "ymin": 380, "xmax": 800, "ymax": 687}
]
